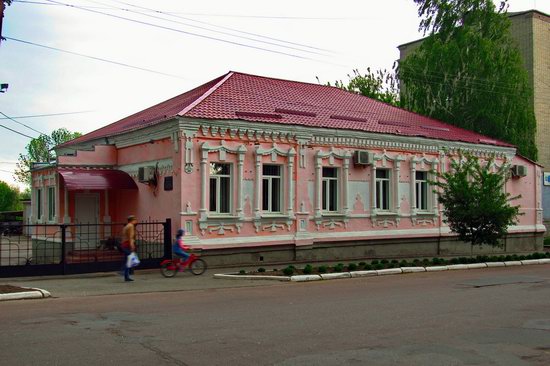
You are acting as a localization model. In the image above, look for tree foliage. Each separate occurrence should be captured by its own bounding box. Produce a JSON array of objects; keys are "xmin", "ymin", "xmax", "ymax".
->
[
  {"xmin": 14, "ymin": 128, "xmax": 82, "ymax": 185},
  {"xmin": 326, "ymin": 68, "xmax": 400, "ymax": 106},
  {"xmin": 399, "ymin": 0, "xmax": 537, "ymax": 160},
  {"xmin": 431, "ymin": 152, "xmax": 521, "ymax": 247},
  {"xmin": 0, "ymin": 181, "xmax": 20, "ymax": 212}
]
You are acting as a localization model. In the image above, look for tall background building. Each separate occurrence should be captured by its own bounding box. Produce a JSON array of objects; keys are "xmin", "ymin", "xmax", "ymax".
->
[{"xmin": 398, "ymin": 10, "xmax": 550, "ymax": 230}]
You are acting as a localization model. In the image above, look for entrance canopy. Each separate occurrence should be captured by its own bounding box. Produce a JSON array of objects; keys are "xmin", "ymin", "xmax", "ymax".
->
[{"xmin": 58, "ymin": 168, "xmax": 138, "ymax": 190}]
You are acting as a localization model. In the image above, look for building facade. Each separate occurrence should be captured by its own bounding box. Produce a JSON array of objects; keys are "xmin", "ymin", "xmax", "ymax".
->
[
  {"xmin": 30, "ymin": 72, "xmax": 545, "ymax": 266},
  {"xmin": 398, "ymin": 9, "xmax": 550, "ymax": 227}
]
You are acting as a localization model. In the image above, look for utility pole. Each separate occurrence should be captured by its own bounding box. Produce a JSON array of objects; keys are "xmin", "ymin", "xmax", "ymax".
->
[{"xmin": 0, "ymin": 1, "xmax": 10, "ymax": 47}]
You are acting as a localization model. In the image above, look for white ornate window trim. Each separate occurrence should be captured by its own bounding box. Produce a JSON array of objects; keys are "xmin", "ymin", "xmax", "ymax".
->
[
  {"xmin": 371, "ymin": 150, "xmax": 404, "ymax": 222},
  {"xmin": 314, "ymin": 148, "xmax": 352, "ymax": 221},
  {"xmin": 254, "ymin": 144, "xmax": 296, "ymax": 220},
  {"xmin": 199, "ymin": 141, "xmax": 247, "ymax": 226},
  {"xmin": 410, "ymin": 154, "xmax": 439, "ymax": 225}
]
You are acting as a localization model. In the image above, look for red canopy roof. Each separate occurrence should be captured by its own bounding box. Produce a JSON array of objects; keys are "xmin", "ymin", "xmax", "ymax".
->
[
  {"xmin": 59, "ymin": 168, "xmax": 138, "ymax": 190},
  {"xmin": 62, "ymin": 71, "xmax": 513, "ymax": 149}
]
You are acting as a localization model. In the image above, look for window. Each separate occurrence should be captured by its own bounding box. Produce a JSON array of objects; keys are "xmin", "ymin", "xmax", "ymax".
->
[
  {"xmin": 209, "ymin": 163, "xmax": 231, "ymax": 214},
  {"xmin": 415, "ymin": 171, "xmax": 429, "ymax": 211},
  {"xmin": 262, "ymin": 165, "xmax": 282, "ymax": 213},
  {"xmin": 37, "ymin": 189, "xmax": 42, "ymax": 220},
  {"xmin": 322, "ymin": 167, "xmax": 338, "ymax": 212},
  {"xmin": 48, "ymin": 187, "xmax": 55, "ymax": 221},
  {"xmin": 375, "ymin": 169, "xmax": 391, "ymax": 211}
]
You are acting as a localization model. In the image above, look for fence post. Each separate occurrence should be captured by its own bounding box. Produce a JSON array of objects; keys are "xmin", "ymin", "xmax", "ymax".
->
[
  {"xmin": 163, "ymin": 218, "xmax": 172, "ymax": 259},
  {"xmin": 60, "ymin": 224, "xmax": 67, "ymax": 275}
]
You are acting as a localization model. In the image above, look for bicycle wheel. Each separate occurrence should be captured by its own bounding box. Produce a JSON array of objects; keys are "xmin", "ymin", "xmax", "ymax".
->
[
  {"xmin": 161, "ymin": 261, "xmax": 177, "ymax": 278},
  {"xmin": 190, "ymin": 258, "xmax": 207, "ymax": 275}
]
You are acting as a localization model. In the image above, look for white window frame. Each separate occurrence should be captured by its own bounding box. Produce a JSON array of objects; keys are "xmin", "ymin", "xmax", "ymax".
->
[
  {"xmin": 322, "ymin": 167, "xmax": 339, "ymax": 212},
  {"xmin": 415, "ymin": 171, "xmax": 430, "ymax": 212},
  {"xmin": 209, "ymin": 162, "xmax": 232, "ymax": 215},
  {"xmin": 47, "ymin": 186, "xmax": 55, "ymax": 222},
  {"xmin": 375, "ymin": 169, "xmax": 392, "ymax": 211},
  {"xmin": 262, "ymin": 164, "xmax": 283, "ymax": 213}
]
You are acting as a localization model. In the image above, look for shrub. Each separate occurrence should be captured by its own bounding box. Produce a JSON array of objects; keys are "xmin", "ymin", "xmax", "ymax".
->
[
  {"xmin": 546, "ymin": 252, "xmax": 550, "ymax": 258},
  {"xmin": 359, "ymin": 261, "xmax": 366, "ymax": 267},
  {"xmin": 518, "ymin": 255, "xmax": 526, "ymax": 261},
  {"xmin": 511, "ymin": 254, "xmax": 519, "ymax": 260},
  {"xmin": 333, "ymin": 263, "xmax": 345, "ymax": 272},
  {"xmin": 525, "ymin": 254, "xmax": 534, "ymax": 260},
  {"xmin": 544, "ymin": 236, "xmax": 550, "ymax": 247},
  {"xmin": 302, "ymin": 264, "xmax": 313, "ymax": 274},
  {"xmin": 505, "ymin": 255, "xmax": 512, "ymax": 261},
  {"xmin": 371, "ymin": 260, "xmax": 379, "ymax": 265},
  {"xmin": 283, "ymin": 266, "xmax": 294, "ymax": 276},
  {"xmin": 497, "ymin": 256, "xmax": 506, "ymax": 261},
  {"xmin": 381, "ymin": 259, "xmax": 389, "ymax": 264},
  {"xmin": 413, "ymin": 259, "xmax": 420, "ymax": 264},
  {"xmin": 258, "ymin": 267, "xmax": 266, "ymax": 273},
  {"xmin": 391, "ymin": 259, "xmax": 399, "ymax": 264},
  {"xmin": 422, "ymin": 258, "xmax": 430, "ymax": 265},
  {"xmin": 239, "ymin": 269, "xmax": 246, "ymax": 275},
  {"xmin": 364, "ymin": 264, "xmax": 373, "ymax": 270},
  {"xmin": 432, "ymin": 258, "xmax": 441, "ymax": 265},
  {"xmin": 488, "ymin": 256, "xmax": 498, "ymax": 262},
  {"xmin": 318, "ymin": 265, "xmax": 328, "ymax": 273},
  {"xmin": 399, "ymin": 260, "xmax": 409, "ymax": 267},
  {"xmin": 458, "ymin": 257, "xmax": 468, "ymax": 264},
  {"xmin": 347, "ymin": 263, "xmax": 358, "ymax": 271},
  {"xmin": 387, "ymin": 263, "xmax": 396, "ymax": 269},
  {"xmin": 450, "ymin": 258, "xmax": 460, "ymax": 265},
  {"xmin": 373, "ymin": 263, "xmax": 384, "ymax": 270}
]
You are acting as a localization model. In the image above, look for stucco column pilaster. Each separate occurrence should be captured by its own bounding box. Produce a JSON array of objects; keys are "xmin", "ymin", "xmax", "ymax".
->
[
  {"xmin": 254, "ymin": 153, "xmax": 262, "ymax": 219},
  {"xmin": 371, "ymin": 164, "xmax": 377, "ymax": 218},
  {"xmin": 287, "ymin": 148, "xmax": 296, "ymax": 217},
  {"xmin": 342, "ymin": 157, "xmax": 350, "ymax": 215},
  {"xmin": 395, "ymin": 160, "xmax": 401, "ymax": 214},
  {"xmin": 54, "ymin": 173, "xmax": 60, "ymax": 223},
  {"xmin": 410, "ymin": 161, "xmax": 417, "ymax": 216},
  {"xmin": 314, "ymin": 154, "xmax": 322, "ymax": 218},
  {"xmin": 236, "ymin": 146, "xmax": 245, "ymax": 218},
  {"xmin": 432, "ymin": 162, "xmax": 439, "ymax": 215},
  {"xmin": 199, "ymin": 145, "xmax": 209, "ymax": 220}
]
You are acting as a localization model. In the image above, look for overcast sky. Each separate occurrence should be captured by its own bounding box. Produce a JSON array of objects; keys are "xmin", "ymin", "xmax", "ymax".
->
[{"xmin": 0, "ymin": 0, "xmax": 547, "ymax": 189}]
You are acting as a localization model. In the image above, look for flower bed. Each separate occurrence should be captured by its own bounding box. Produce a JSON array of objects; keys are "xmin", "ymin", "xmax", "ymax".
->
[{"xmin": 238, "ymin": 252, "xmax": 550, "ymax": 277}]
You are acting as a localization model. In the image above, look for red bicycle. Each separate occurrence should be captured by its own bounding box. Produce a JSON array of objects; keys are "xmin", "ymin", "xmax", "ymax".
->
[{"xmin": 160, "ymin": 253, "xmax": 207, "ymax": 277}]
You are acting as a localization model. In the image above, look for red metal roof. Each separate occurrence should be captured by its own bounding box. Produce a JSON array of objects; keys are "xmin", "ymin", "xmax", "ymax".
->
[
  {"xmin": 63, "ymin": 71, "xmax": 514, "ymax": 149},
  {"xmin": 59, "ymin": 168, "xmax": 138, "ymax": 190}
]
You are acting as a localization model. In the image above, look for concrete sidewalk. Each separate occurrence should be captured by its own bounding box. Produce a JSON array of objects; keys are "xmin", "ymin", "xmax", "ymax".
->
[{"xmin": 1, "ymin": 267, "xmax": 282, "ymax": 299}]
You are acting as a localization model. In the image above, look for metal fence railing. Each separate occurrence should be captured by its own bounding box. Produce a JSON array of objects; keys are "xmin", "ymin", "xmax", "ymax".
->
[{"xmin": 0, "ymin": 219, "xmax": 171, "ymax": 277}]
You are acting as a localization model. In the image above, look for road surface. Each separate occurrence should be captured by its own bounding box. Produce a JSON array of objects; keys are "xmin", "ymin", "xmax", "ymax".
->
[{"xmin": 1, "ymin": 265, "xmax": 549, "ymax": 365}]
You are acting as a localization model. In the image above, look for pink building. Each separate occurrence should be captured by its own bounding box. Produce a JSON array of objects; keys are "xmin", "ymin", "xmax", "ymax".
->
[{"xmin": 31, "ymin": 72, "xmax": 545, "ymax": 266}]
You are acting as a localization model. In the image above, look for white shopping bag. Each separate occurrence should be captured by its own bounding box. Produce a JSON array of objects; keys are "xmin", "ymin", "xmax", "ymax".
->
[{"xmin": 126, "ymin": 252, "xmax": 140, "ymax": 268}]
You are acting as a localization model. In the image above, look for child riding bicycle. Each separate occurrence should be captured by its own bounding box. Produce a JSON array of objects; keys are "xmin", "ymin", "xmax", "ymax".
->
[{"xmin": 172, "ymin": 229, "xmax": 190, "ymax": 262}]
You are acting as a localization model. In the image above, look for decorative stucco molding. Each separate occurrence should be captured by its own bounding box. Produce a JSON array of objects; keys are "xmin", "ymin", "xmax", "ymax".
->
[{"xmin": 370, "ymin": 150, "xmax": 405, "ymax": 220}]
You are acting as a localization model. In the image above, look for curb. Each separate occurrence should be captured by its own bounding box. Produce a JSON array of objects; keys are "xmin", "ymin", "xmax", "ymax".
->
[
  {"xmin": 0, "ymin": 288, "xmax": 51, "ymax": 301},
  {"xmin": 214, "ymin": 258, "xmax": 550, "ymax": 282}
]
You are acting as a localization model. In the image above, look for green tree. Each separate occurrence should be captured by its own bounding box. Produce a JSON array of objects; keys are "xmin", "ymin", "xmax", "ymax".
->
[
  {"xmin": 431, "ymin": 152, "xmax": 521, "ymax": 247},
  {"xmin": 0, "ymin": 181, "xmax": 20, "ymax": 211},
  {"xmin": 399, "ymin": 0, "xmax": 537, "ymax": 160},
  {"xmin": 326, "ymin": 68, "xmax": 400, "ymax": 106},
  {"xmin": 14, "ymin": 128, "xmax": 81, "ymax": 185}
]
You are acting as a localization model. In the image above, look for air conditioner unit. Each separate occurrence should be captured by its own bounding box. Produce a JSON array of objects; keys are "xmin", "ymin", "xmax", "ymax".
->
[
  {"xmin": 138, "ymin": 166, "xmax": 156, "ymax": 183},
  {"xmin": 354, "ymin": 151, "xmax": 373, "ymax": 165},
  {"xmin": 510, "ymin": 164, "xmax": 527, "ymax": 177}
]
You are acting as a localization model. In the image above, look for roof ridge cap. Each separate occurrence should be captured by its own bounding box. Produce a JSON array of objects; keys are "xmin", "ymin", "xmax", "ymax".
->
[{"xmin": 178, "ymin": 71, "xmax": 234, "ymax": 116}]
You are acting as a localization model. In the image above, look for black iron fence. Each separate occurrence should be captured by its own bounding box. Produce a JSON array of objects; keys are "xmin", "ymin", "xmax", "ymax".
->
[{"xmin": 0, "ymin": 219, "xmax": 172, "ymax": 277}]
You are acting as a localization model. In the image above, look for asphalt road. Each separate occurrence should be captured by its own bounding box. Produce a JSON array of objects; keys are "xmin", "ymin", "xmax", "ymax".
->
[{"xmin": 1, "ymin": 265, "xmax": 550, "ymax": 366}]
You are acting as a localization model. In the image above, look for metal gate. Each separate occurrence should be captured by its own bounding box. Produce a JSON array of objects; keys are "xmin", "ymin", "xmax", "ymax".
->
[{"xmin": 0, "ymin": 219, "xmax": 171, "ymax": 277}]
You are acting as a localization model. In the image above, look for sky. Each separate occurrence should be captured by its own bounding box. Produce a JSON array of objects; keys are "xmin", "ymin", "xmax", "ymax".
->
[{"xmin": 0, "ymin": 0, "xmax": 547, "ymax": 190}]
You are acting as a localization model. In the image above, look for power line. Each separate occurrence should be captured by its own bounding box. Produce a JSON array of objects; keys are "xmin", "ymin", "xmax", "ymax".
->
[
  {"xmin": 0, "ymin": 111, "xmax": 91, "ymax": 120},
  {"xmin": 42, "ymin": 0, "xmax": 323, "ymax": 63},
  {"xmin": 5, "ymin": 36, "xmax": 188, "ymax": 79},
  {"xmin": 103, "ymin": 0, "xmax": 335, "ymax": 53},
  {"xmin": 14, "ymin": 0, "xmax": 360, "ymax": 21},
  {"xmin": 0, "ymin": 111, "xmax": 47, "ymax": 136},
  {"xmin": 81, "ymin": 0, "xmax": 330, "ymax": 57},
  {"xmin": 0, "ymin": 122, "xmax": 35, "ymax": 139}
]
